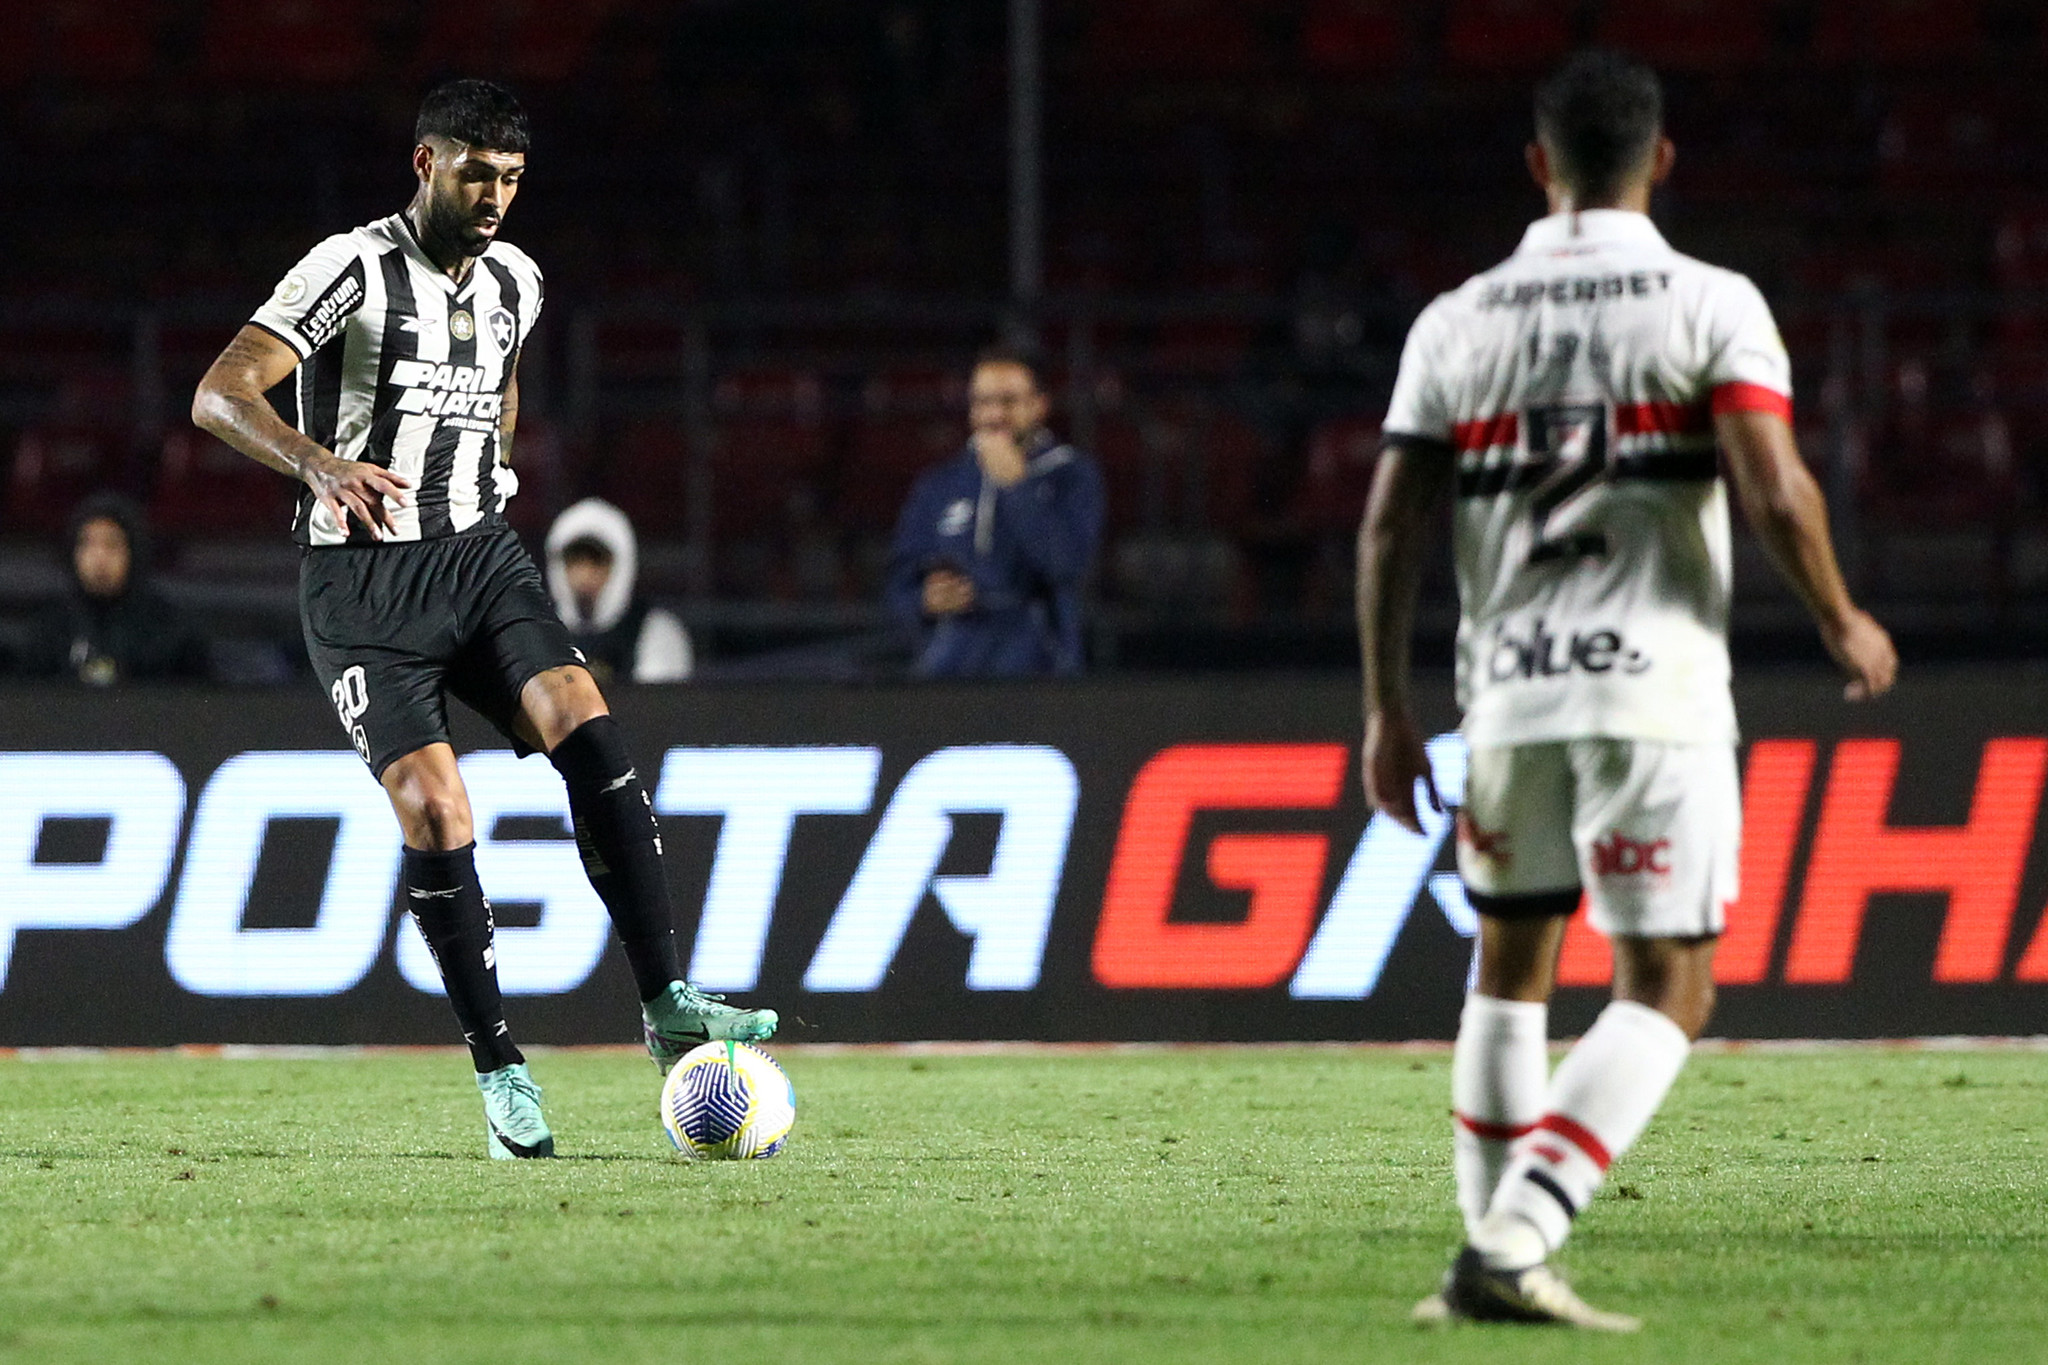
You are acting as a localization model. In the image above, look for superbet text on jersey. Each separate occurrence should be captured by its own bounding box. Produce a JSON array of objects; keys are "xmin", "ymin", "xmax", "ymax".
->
[{"xmin": 1383, "ymin": 209, "xmax": 1793, "ymax": 749}]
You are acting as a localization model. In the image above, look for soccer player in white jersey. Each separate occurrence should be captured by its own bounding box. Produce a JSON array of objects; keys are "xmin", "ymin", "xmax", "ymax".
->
[
  {"xmin": 1359, "ymin": 51, "xmax": 1897, "ymax": 1328},
  {"xmin": 192, "ymin": 81, "xmax": 777, "ymax": 1161}
]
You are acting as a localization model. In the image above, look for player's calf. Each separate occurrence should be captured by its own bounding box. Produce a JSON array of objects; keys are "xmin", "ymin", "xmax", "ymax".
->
[{"xmin": 547, "ymin": 714, "xmax": 685, "ymax": 1000}]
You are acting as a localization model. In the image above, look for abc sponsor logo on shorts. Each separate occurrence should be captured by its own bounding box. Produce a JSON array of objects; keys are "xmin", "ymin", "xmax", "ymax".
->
[
  {"xmin": 1487, "ymin": 616, "xmax": 1650, "ymax": 682},
  {"xmin": 1591, "ymin": 830, "xmax": 1672, "ymax": 877}
]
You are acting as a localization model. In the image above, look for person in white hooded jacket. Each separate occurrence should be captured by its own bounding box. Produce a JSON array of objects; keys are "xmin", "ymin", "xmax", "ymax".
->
[{"xmin": 544, "ymin": 497, "xmax": 693, "ymax": 683}]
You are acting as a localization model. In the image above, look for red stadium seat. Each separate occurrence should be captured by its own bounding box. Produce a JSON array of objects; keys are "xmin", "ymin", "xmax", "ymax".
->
[
  {"xmin": 1875, "ymin": 91, "xmax": 2007, "ymax": 197},
  {"xmin": 1080, "ymin": 0, "xmax": 1272, "ymax": 78},
  {"xmin": 151, "ymin": 429, "xmax": 296, "ymax": 539},
  {"xmin": 0, "ymin": 1, "xmax": 161, "ymax": 87},
  {"xmin": 1295, "ymin": 415, "xmax": 1381, "ymax": 534},
  {"xmin": 839, "ymin": 414, "xmax": 963, "ymax": 536},
  {"xmin": 7, "ymin": 424, "xmax": 130, "ymax": 536},
  {"xmin": 1811, "ymin": 0, "xmax": 1986, "ymax": 67},
  {"xmin": 1194, "ymin": 409, "xmax": 1279, "ymax": 534},
  {"xmin": 414, "ymin": 0, "xmax": 623, "ymax": 85},
  {"xmin": 203, "ymin": 0, "xmax": 373, "ymax": 86},
  {"xmin": 1443, "ymin": 0, "xmax": 1575, "ymax": 72},
  {"xmin": 710, "ymin": 418, "xmax": 834, "ymax": 539},
  {"xmin": 860, "ymin": 367, "xmax": 966, "ymax": 417},
  {"xmin": 1301, "ymin": 0, "xmax": 1410, "ymax": 74},
  {"xmin": 52, "ymin": 0, "xmax": 161, "ymax": 84},
  {"xmin": 598, "ymin": 368, "xmax": 833, "ymax": 543},
  {"xmin": 1595, "ymin": 0, "xmax": 1774, "ymax": 71}
]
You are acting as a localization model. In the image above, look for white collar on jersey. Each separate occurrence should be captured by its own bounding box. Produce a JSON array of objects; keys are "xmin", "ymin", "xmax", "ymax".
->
[{"xmin": 1516, "ymin": 209, "xmax": 1668, "ymax": 255}]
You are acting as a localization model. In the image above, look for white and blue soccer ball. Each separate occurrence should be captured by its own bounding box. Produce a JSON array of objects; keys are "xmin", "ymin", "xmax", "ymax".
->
[{"xmin": 660, "ymin": 1041, "xmax": 795, "ymax": 1160}]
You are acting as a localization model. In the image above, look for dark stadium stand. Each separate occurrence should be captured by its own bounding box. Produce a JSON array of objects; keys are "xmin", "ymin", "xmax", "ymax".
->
[{"xmin": 1, "ymin": 0, "xmax": 2043, "ymax": 671}]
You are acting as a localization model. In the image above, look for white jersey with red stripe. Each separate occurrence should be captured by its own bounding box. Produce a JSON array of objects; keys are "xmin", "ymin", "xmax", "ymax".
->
[{"xmin": 1383, "ymin": 209, "xmax": 1792, "ymax": 747}]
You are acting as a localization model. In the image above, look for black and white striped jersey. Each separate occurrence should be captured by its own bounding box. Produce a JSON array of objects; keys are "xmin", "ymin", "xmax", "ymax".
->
[{"xmin": 249, "ymin": 212, "xmax": 543, "ymax": 546}]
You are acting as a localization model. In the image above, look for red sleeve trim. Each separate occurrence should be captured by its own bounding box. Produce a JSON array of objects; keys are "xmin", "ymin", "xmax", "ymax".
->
[{"xmin": 1712, "ymin": 381, "xmax": 1792, "ymax": 422}]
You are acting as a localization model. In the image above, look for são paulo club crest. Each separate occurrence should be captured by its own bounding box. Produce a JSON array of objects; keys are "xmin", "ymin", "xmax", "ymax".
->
[{"xmin": 486, "ymin": 306, "xmax": 517, "ymax": 356}]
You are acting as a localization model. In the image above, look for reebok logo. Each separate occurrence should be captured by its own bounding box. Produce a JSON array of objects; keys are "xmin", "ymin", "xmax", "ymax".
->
[{"xmin": 1591, "ymin": 831, "xmax": 1672, "ymax": 877}]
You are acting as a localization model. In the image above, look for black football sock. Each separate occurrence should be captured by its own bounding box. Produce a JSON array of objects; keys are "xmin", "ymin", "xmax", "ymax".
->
[
  {"xmin": 403, "ymin": 843, "xmax": 525, "ymax": 1073},
  {"xmin": 548, "ymin": 715, "xmax": 685, "ymax": 1002}
]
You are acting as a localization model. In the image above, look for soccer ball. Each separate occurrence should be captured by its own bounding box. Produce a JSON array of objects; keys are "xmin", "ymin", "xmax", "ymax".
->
[{"xmin": 659, "ymin": 1041, "xmax": 795, "ymax": 1160}]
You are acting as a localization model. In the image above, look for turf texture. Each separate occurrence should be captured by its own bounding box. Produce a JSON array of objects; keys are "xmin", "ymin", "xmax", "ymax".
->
[{"xmin": 0, "ymin": 1045, "xmax": 2041, "ymax": 1363}]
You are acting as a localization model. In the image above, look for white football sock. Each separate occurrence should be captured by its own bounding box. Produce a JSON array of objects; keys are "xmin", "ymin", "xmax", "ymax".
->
[
  {"xmin": 1472, "ymin": 999, "xmax": 1691, "ymax": 1268},
  {"xmin": 1450, "ymin": 993, "xmax": 1549, "ymax": 1236}
]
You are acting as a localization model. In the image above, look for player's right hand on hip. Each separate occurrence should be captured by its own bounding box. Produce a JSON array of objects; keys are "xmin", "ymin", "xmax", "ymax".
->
[
  {"xmin": 1363, "ymin": 711, "xmax": 1441, "ymax": 836},
  {"xmin": 1824, "ymin": 607, "xmax": 1898, "ymax": 702},
  {"xmin": 304, "ymin": 452, "xmax": 413, "ymax": 541}
]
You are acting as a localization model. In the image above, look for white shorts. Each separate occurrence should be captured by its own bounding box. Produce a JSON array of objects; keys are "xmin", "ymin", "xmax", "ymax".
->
[{"xmin": 1455, "ymin": 739, "xmax": 1739, "ymax": 939}]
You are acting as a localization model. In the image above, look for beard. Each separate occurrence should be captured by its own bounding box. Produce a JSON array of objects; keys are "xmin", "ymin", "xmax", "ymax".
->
[{"xmin": 421, "ymin": 192, "xmax": 497, "ymax": 258}]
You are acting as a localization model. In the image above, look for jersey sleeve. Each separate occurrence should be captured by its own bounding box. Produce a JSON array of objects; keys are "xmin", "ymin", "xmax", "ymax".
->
[
  {"xmin": 1381, "ymin": 298, "xmax": 1456, "ymax": 449},
  {"xmin": 249, "ymin": 234, "xmax": 367, "ymax": 360},
  {"xmin": 1701, "ymin": 273, "xmax": 1793, "ymax": 420}
]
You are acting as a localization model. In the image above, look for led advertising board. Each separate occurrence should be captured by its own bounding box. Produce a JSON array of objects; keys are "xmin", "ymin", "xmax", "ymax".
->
[{"xmin": 1, "ymin": 671, "xmax": 2043, "ymax": 1044}]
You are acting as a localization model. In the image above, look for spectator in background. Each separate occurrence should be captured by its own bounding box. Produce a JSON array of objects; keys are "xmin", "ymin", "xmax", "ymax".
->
[
  {"xmin": 886, "ymin": 347, "xmax": 1105, "ymax": 677},
  {"xmin": 544, "ymin": 497, "xmax": 693, "ymax": 683},
  {"xmin": 20, "ymin": 494, "xmax": 207, "ymax": 685}
]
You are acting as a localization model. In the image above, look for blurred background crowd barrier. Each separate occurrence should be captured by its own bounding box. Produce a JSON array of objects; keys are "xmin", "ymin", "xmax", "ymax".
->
[{"xmin": 1, "ymin": 0, "xmax": 2045, "ymax": 679}]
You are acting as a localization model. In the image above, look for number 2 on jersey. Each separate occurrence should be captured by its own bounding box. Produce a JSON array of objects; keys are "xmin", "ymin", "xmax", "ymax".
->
[{"xmin": 1523, "ymin": 402, "xmax": 1611, "ymax": 565}]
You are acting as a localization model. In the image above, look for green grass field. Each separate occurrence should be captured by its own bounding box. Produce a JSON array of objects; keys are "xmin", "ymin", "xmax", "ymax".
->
[{"xmin": 0, "ymin": 1044, "xmax": 2041, "ymax": 1363}]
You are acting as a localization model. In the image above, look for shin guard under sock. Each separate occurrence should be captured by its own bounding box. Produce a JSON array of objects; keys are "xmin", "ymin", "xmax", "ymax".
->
[
  {"xmin": 403, "ymin": 843, "xmax": 524, "ymax": 1073},
  {"xmin": 1451, "ymin": 994, "xmax": 1550, "ymax": 1236},
  {"xmin": 1474, "ymin": 999, "xmax": 1691, "ymax": 1267},
  {"xmin": 549, "ymin": 715, "xmax": 684, "ymax": 1001}
]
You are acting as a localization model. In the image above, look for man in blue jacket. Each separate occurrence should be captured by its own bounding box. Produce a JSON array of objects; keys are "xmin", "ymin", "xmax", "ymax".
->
[{"xmin": 886, "ymin": 347, "xmax": 1106, "ymax": 677}]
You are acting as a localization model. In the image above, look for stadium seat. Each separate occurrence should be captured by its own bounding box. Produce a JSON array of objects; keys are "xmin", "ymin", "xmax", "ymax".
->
[
  {"xmin": 860, "ymin": 368, "xmax": 966, "ymax": 418},
  {"xmin": 1300, "ymin": 0, "xmax": 1410, "ymax": 74},
  {"xmin": 150, "ymin": 429, "xmax": 298, "ymax": 540},
  {"xmin": 1811, "ymin": 0, "xmax": 1986, "ymax": 66},
  {"xmin": 1442, "ymin": 0, "xmax": 1575, "ymax": 71},
  {"xmin": 839, "ymin": 414, "xmax": 963, "ymax": 537},
  {"xmin": 7, "ymin": 424, "xmax": 131, "ymax": 536},
  {"xmin": 1875, "ymin": 91, "xmax": 2007, "ymax": 197},
  {"xmin": 1192, "ymin": 408, "xmax": 1280, "ymax": 534},
  {"xmin": 1295, "ymin": 415, "xmax": 1381, "ymax": 534},
  {"xmin": 1079, "ymin": 0, "xmax": 1273, "ymax": 77},
  {"xmin": 414, "ymin": 0, "xmax": 623, "ymax": 84},
  {"xmin": 711, "ymin": 417, "xmax": 835, "ymax": 539},
  {"xmin": 203, "ymin": 0, "xmax": 374, "ymax": 86},
  {"xmin": 0, "ymin": 1, "xmax": 160, "ymax": 87},
  {"xmin": 1594, "ymin": 0, "xmax": 1775, "ymax": 71}
]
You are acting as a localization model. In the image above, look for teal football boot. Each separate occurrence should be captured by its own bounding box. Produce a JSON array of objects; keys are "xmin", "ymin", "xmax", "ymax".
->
[
  {"xmin": 477, "ymin": 1062, "xmax": 555, "ymax": 1159},
  {"xmin": 642, "ymin": 982, "xmax": 779, "ymax": 1073}
]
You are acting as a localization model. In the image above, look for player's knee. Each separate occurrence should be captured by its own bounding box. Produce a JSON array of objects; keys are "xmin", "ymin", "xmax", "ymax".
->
[
  {"xmin": 407, "ymin": 791, "xmax": 474, "ymax": 851},
  {"xmin": 385, "ymin": 766, "xmax": 474, "ymax": 850},
  {"xmin": 524, "ymin": 666, "xmax": 608, "ymax": 751}
]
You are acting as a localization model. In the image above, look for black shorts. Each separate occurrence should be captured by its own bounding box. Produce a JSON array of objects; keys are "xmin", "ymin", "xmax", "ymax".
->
[{"xmin": 301, "ymin": 524, "xmax": 583, "ymax": 778}]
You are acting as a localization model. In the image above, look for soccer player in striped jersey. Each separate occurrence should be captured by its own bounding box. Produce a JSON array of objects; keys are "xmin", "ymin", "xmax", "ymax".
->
[
  {"xmin": 193, "ymin": 80, "xmax": 776, "ymax": 1161},
  {"xmin": 1359, "ymin": 51, "xmax": 1896, "ymax": 1327}
]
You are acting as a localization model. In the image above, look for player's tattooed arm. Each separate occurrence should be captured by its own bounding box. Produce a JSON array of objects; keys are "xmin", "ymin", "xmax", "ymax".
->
[
  {"xmin": 1357, "ymin": 437, "xmax": 1456, "ymax": 833},
  {"xmin": 498, "ymin": 363, "xmax": 519, "ymax": 466},
  {"xmin": 1717, "ymin": 408, "xmax": 1897, "ymax": 701},
  {"xmin": 192, "ymin": 325, "xmax": 412, "ymax": 539}
]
